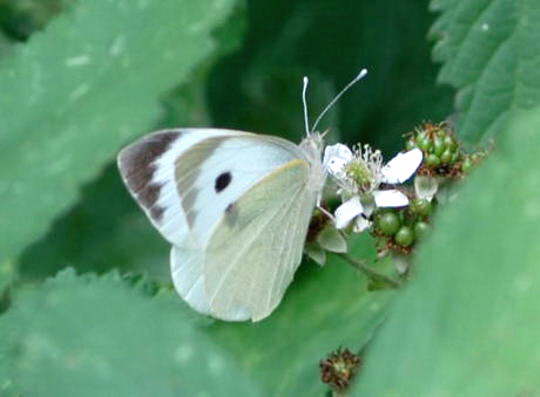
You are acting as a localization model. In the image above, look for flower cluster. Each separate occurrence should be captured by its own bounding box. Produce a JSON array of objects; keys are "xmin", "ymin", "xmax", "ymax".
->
[
  {"xmin": 306, "ymin": 121, "xmax": 489, "ymax": 279},
  {"xmin": 323, "ymin": 143, "xmax": 423, "ymax": 232}
]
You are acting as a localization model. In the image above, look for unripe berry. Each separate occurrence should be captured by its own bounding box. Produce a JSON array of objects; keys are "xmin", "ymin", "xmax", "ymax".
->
[
  {"xmin": 395, "ymin": 226, "xmax": 414, "ymax": 247},
  {"xmin": 436, "ymin": 128, "xmax": 446, "ymax": 138},
  {"xmin": 462, "ymin": 157, "xmax": 473, "ymax": 173},
  {"xmin": 444, "ymin": 135, "xmax": 458, "ymax": 152},
  {"xmin": 471, "ymin": 153, "xmax": 482, "ymax": 163},
  {"xmin": 376, "ymin": 212, "xmax": 401, "ymax": 236},
  {"xmin": 410, "ymin": 198, "xmax": 432, "ymax": 217},
  {"xmin": 414, "ymin": 221, "xmax": 430, "ymax": 239},
  {"xmin": 405, "ymin": 139, "xmax": 416, "ymax": 151},
  {"xmin": 440, "ymin": 149, "xmax": 453, "ymax": 164},
  {"xmin": 425, "ymin": 154, "xmax": 441, "ymax": 168},
  {"xmin": 417, "ymin": 136, "xmax": 432, "ymax": 152},
  {"xmin": 433, "ymin": 137, "xmax": 445, "ymax": 157}
]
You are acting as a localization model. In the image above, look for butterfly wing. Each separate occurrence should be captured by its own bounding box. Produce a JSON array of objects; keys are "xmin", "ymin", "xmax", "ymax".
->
[
  {"xmin": 117, "ymin": 128, "xmax": 304, "ymax": 246},
  {"xmin": 119, "ymin": 128, "xmax": 316, "ymax": 320},
  {"xmin": 203, "ymin": 159, "xmax": 317, "ymax": 321},
  {"xmin": 118, "ymin": 129, "xmax": 241, "ymax": 246}
]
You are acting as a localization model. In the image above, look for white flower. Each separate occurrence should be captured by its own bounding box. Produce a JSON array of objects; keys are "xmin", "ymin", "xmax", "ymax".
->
[{"xmin": 323, "ymin": 143, "xmax": 423, "ymax": 230}]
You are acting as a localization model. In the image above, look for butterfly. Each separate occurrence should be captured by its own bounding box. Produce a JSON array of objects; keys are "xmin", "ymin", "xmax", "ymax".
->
[{"xmin": 117, "ymin": 69, "xmax": 367, "ymax": 321}]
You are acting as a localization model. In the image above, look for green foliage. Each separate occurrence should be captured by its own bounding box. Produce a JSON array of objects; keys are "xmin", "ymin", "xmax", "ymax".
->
[
  {"xmin": 16, "ymin": 0, "xmax": 451, "ymax": 286},
  {"xmin": 354, "ymin": 108, "xmax": 540, "ymax": 395},
  {"xmin": 1, "ymin": 236, "xmax": 392, "ymax": 396},
  {"xmin": 0, "ymin": 269, "xmax": 256, "ymax": 396},
  {"xmin": 208, "ymin": 234, "xmax": 394, "ymax": 395},
  {"xmin": 2, "ymin": 0, "xmax": 539, "ymax": 395},
  {"xmin": 0, "ymin": 0, "xmax": 70, "ymax": 40},
  {"xmin": 209, "ymin": 0, "xmax": 453, "ymax": 152},
  {"xmin": 431, "ymin": 0, "xmax": 540, "ymax": 144},
  {"xmin": 0, "ymin": 0, "xmax": 239, "ymax": 285}
]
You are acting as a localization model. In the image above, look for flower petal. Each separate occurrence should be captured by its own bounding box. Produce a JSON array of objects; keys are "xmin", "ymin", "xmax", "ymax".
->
[
  {"xmin": 323, "ymin": 143, "xmax": 353, "ymax": 178},
  {"xmin": 334, "ymin": 196, "xmax": 364, "ymax": 229},
  {"xmin": 414, "ymin": 175, "xmax": 439, "ymax": 201},
  {"xmin": 373, "ymin": 189, "xmax": 409, "ymax": 207},
  {"xmin": 353, "ymin": 216, "xmax": 371, "ymax": 233},
  {"xmin": 380, "ymin": 148, "xmax": 423, "ymax": 184}
]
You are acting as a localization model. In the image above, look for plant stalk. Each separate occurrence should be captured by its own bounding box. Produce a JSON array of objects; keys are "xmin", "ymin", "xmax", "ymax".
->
[{"xmin": 336, "ymin": 253, "xmax": 400, "ymax": 289}]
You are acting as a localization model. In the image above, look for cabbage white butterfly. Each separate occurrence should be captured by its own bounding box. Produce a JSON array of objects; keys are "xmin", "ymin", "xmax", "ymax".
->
[{"xmin": 117, "ymin": 69, "xmax": 367, "ymax": 321}]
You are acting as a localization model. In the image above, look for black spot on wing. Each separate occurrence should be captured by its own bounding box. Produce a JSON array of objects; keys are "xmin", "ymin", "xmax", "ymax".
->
[
  {"xmin": 117, "ymin": 130, "xmax": 180, "ymax": 221},
  {"xmin": 215, "ymin": 171, "xmax": 232, "ymax": 193}
]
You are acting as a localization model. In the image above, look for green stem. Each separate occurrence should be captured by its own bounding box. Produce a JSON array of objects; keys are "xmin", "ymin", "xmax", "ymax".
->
[{"xmin": 336, "ymin": 253, "xmax": 400, "ymax": 289}]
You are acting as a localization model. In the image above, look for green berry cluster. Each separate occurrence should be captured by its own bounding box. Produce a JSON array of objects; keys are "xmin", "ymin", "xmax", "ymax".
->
[
  {"xmin": 406, "ymin": 122, "xmax": 462, "ymax": 172},
  {"xmin": 374, "ymin": 198, "xmax": 433, "ymax": 252}
]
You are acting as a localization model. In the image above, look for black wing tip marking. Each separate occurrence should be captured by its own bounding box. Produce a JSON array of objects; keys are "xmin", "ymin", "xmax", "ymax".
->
[{"xmin": 117, "ymin": 130, "xmax": 181, "ymax": 221}]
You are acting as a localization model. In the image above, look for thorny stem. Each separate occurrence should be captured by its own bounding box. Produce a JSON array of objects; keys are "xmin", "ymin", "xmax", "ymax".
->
[{"xmin": 336, "ymin": 253, "xmax": 400, "ymax": 289}]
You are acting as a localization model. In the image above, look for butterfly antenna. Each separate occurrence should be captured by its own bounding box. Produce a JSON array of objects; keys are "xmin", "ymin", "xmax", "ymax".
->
[
  {"xmin": 311, "ymin": 68, "xmax": 368, "ymax": 133},
  {"xmin": 302, "ymin": 76, "xmax": 310, "ymax": 136}
]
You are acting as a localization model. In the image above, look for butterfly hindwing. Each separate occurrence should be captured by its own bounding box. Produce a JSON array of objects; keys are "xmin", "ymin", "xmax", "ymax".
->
[{"xmin": 203, "ymin": 159, "xmax": 316, "ymax": 321}]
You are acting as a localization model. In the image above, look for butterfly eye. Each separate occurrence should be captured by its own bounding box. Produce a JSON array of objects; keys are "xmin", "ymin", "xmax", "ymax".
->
[{"xmin": 215, "ymin": 172, "xmax": 232, "ymax": 193}]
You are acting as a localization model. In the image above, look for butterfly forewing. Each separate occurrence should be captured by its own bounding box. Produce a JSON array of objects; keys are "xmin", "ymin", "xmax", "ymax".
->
[
  {"xmin": 173, "ymin": 134, "xmax": 305, "ymax": 248},
  {"xmin": 118, "ymin": 129, "xmax": 241, "ymax": 246}
]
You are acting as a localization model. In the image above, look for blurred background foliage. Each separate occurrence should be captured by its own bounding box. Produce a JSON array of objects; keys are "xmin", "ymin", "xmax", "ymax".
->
[
  {"xmin": 1, "ymin": 0, "xmax": 539, "ymax": 395},
  {"xmin": 14, "ymin": 0, "xmax": 453, "ymax": 283}
]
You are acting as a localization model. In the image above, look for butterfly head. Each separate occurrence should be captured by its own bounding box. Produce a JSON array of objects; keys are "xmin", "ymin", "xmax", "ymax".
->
[
  {"xmin": 301, "ymin": 69, "xmax": 368, "ymax": 140},
  {"xmin": 300, "ymin": 69, "xmax": 367, "ymax": 201}
]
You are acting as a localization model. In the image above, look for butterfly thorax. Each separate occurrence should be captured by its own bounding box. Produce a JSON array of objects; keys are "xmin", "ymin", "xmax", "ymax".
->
[{"xmin": 300, "ymin": 132, "xmax": 326, "ymax": 197}]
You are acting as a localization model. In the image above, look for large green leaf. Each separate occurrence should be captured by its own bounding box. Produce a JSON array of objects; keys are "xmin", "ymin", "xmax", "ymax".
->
[
  {"xmin": 16, "ymin": 4, "xmax": 248, "ymax": 284},
  {"xmin": 353, "ymin": 108, "xmax": 540, "ymax": 395},
  {"xmin": 0, "ymin": 0, "xmax": 239, "ymax": 283},
  {"xmin": 3, "ymin": 235, "xmax": 394, "ymax": 396},
  {"xmin": 431, "ymin": 0, "xmax": 540, "ymax": 144},
  {"xmin": 0, "ymin": 269, "xmax": 257, "ymax": 396}
]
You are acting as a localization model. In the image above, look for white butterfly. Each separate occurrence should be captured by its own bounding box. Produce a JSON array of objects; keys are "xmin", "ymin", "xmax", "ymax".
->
[{"xmin": 117, "ymin": 70, "xmax": 367, "ymax": 321}]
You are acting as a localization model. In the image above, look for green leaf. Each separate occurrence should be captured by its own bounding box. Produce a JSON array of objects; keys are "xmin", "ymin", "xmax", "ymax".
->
[
  {"xmin": 4, "ymin": 235, "xmax": 394, "ymax": 396},
  {"xmin": 353, "ymin": 107, "xmax": 540, "ymax": 395},
  {"xmin": 0, "ymin": 269, "xmax": 257, "ymax": 396},
  {"xmin": 18, "ymin": 164, "xmax": 171, "ymax": 282},
  {"xmin": 431, "ymin": 0, "xmax": 540, "ymax": 144},
  {"xmin": 0, "ymin": 0, "xmax": 239, "ymax": 279},
  {"xmin": 16, "ymin": 3, "xmax": 247, "ymax": 284}
]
